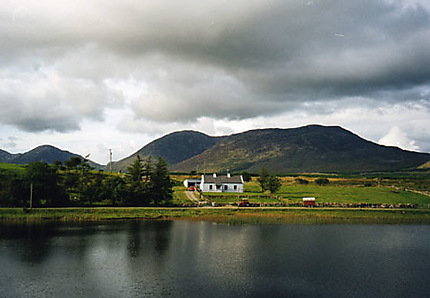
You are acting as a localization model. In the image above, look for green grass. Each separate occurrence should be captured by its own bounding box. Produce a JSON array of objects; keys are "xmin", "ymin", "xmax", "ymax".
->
[
  {"xmin": 200, "ymin": 181, "xmax": 430, "ymax": 208},
  {"xmin": 201, "ymin": 181, "xmax": 280, "ymax": 204},
  {"xmin": 204, "ymin": 193, "xmax": 279, "ymax": 204},
  {"xmin": 0, "ymin": 162, "xmax": 26, "ymax": 176},
  {"xmin": 279, "ymin": 184, "xmax": 430, "ymax": 207},
  {"xmin": 1, "ymin": 207, "xmax": 430, "ymax": 224},
  {"xmin": 244, "ymin": 182, "xmax": 262, "ymax": 192},
  {"xmin": 172, "ymin": 186, "xmax": 195, "ymax": 206},
  {"xmin": 221, "ymin": 208, "xmax": 430, "ymax": 225}
]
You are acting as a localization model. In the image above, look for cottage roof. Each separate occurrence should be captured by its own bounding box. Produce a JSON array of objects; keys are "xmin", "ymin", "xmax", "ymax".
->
[{"xmin": 202, "ymin": 175, "xmax": 243, "ymax": 185}]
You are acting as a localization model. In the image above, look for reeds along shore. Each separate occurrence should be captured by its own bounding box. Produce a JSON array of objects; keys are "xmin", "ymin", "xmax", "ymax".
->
[{"xmin": 1, "ymin": 207, "xmax": 430, "ymax": 224}]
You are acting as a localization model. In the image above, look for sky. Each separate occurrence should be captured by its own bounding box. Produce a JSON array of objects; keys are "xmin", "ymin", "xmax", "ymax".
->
[{"xmin": 1, "ymin": 0, "xmax": 430, "ymax": 164}]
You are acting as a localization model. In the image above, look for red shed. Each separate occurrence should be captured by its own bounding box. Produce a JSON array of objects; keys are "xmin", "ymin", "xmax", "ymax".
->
[{"xmin": 303, "ymin": 197, "xmax": 316, "ymax": 207}]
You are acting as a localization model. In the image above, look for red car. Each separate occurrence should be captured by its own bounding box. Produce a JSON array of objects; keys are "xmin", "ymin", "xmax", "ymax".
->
[{"xmin": 238, "ymin": 198, "xmax": 250, "ymax": 207}]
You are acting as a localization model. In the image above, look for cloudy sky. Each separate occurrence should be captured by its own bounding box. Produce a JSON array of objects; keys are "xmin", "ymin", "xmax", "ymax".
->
[{"xmin": 1, "ymin": 0, "xmax": 430, "ymax": 164}]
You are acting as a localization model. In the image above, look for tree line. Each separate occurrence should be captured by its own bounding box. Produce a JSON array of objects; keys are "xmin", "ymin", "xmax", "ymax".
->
[{"xmin": 0, "ymin": 156, "xmax": 173, "ymax": 207}]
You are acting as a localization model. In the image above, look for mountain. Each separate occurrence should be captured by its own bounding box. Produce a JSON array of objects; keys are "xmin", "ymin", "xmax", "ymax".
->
[
  {"xmin": 4, "ymin": 125, "xmax": 428, "ymax": 173},
  {"xmin": 0, "ymin": 149, "xmax": 14, "ymax": 163},
  {"xmin": 112, "ymin": 130, "xmax": 224, "ymax": 171},
  {"xmin": 419, "ymin": 160, "xmax": 430, "ymax": 169},
  {"xmin": 0, "ymin": 145, "xmax": 102, "ymax": 168},
  {"xmin": 169, "ymin": 125, "xmax": 430, "ymax": 173}
]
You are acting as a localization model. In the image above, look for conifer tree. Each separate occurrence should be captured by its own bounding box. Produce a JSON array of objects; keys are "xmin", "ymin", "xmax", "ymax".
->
[
  {"xmin": 126, "ymin": 155, "xmax": 148, "ymax": 206},
  {"xmin": 257, "ymin": 167, "xmax": 270, "ymax": 192},
  {"xmin": 150, "ymin": 157, "xmax": 173, "ymax": 206}
]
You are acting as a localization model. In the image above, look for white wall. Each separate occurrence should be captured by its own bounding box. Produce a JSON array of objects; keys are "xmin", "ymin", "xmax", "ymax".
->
[
  {"xmin": 200, "ymin": 174, "xmax": 244, "ymax": 193},
  {"xmin": 201, "ymin": 183, "xmax": 243, "ymax": 193}
]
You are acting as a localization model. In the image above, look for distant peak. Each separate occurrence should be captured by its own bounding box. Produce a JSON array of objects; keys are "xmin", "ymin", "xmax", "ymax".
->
[
  {"xmin": 34, "ymin": 144, "xmax": 57, "ymax": 149},
  {"xmin": 302, "ymin": 124, "xmax": 343, "ymax": 130},
  {"xmin": 29, "ymin": 145, "xmax": 63, "ymax": 153},
  {"xmin": 168, "ymin": 130, "xmax": 210, "ymax": 136}
]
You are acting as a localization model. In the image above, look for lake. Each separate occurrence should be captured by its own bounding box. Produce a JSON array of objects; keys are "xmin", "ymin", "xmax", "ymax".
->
[{"xmin": 1, "ymin": 221, "xmax": 429, "ymax": 297}]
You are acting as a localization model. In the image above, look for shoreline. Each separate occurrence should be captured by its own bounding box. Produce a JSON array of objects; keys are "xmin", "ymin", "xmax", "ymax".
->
[{"xmin": 1, "ymin": 207, "xmax": 430, "ymax": 224}]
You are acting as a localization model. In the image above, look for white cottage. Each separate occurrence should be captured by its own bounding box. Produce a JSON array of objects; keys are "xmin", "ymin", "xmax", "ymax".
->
[
  {"xmin": 183, "ymin": 179, "xmax": 202, "ymax": 188},
  {"xmin": 200, "ymin": 173, "xmax": 244, "ymax": 193}
]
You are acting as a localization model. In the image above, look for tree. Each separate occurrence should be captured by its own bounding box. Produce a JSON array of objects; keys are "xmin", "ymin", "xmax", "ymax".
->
[
  {"xmin": 63, "ymin": 171, "xmax": 80, "ymax": 191},
  {"xmin": 125, "ymin": 155, "xmax": 148, "ymax": 206},
  {"xmin": 127, "ymin": 155, "xmax": 144, "ymax": 185},
  {"xmin": 81, "ymin": 172, "xmax": 104, "ymax": 205},
  {"xmin": 4, "ymin": 176, "xmax": 27, "ymax": 207},
  {"xmin": 53, "ymin": 160, "xmax": 64, "ymax": 171},
  {"xmin": 125, "ymin": 156, "xmax": 172, "ymax": 206},
  {"xmin": 26, "ymin": 162, "xmax": 67, "ymax": 206},
  {"xmin": 150, "ymin": 157, "xmax": 173, "ymax": 206},
  {"xmin": 142, "ymin": 156, "xmax": 153, "ymax": 185},
  {"xmin": 295, "ymin": 178, "xmax": 309, "ymax": 185},
  {"xmin": 257, "ymin": 167, "xmax": 282, "ymax": 194},
  {"xmin": 65, "ymin": 157, "xmax": 82, "ymax": 170},
  {"xmin": 101, "ymin": 176, "xmax": 128, "ymax": 206},
  {"xmin": 315, "ymin": 178, "xmax": 329, "ymax": 186},
  {"xmin": 267, "ymin": 175, "xmax": 282, "ymax": 194},
  {"xmin": 257, "ymin": 167, "xmax": 270, "ymax": 192},
  {"xmin": 240, "ymin": 171, "xmax": 252, "ymax": 182}
]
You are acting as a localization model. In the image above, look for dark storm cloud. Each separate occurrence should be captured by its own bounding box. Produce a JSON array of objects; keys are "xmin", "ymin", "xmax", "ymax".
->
[{"xmin": 0, "ymin": 0, "xmax": 429, "ymax": 130}]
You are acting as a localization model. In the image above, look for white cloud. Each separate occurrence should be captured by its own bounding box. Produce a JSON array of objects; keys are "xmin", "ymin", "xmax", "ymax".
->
[
  {"xmin": 0, "ymin": 0, "xmax": 430, "ymax": 162},
  {"xmin": 379, "ymin": 127, "xmax": 420, "ymax": 151}
]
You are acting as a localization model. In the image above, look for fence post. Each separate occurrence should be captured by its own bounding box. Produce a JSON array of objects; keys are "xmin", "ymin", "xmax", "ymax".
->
[{"xmin": 29, "ymin": 183, "xmax": 33, "ymax": 209}]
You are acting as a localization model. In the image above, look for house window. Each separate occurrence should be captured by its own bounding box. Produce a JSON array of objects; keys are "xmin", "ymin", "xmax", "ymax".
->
[
  {"xmin": 234, "ymin": 185, "xmax": 237, "ymax": 190},
  {"xmin": 224, "ymin": 185, "xmax": 228, "ymax": 190},
  {"xmin": 209, "ymin": 185, "xmax": 213, "ymax": 190},
  {"xmin": 217, "ymin": 185, "xmax": 221, "ymax": 190}
]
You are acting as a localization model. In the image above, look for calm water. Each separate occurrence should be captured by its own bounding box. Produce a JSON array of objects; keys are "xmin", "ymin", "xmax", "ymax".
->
[{"xmin": 0, "ymin": 221, "xmax": 429, "ymax": 298}]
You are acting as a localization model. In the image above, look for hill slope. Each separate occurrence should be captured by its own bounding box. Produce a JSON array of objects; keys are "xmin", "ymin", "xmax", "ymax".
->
[
  {"xmin": 0, "ymin": 149, "xmax": 14, "ymax": 163},
  {"xmin": 112, "ymin": 131, "xmax": 224, "ymax": 171},
  {"xmin": 0, "ymin": 145, "xmax": 101, "ymax": 168},
  {"xmin": 171, "ymin": 125, "xmax": 430, "ymax": 173}
]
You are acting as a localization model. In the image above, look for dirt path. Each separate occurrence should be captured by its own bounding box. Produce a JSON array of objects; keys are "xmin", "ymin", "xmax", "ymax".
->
[
  {"xmin": 405, "ymin": 189, "xmax": 430, "ymax": 197},
  {"xmin": 185, "ymin": 191, "xmax": 200, "ymax": 204}
]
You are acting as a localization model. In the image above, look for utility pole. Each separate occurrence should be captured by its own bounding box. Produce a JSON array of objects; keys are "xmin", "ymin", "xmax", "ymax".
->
[
  {"xmin": 29, "ymin": 183, "xmax": 33, "ymax": 209},
  {"xmin": 109, "ymin": 149, "xmax": 113, "ymax": 172}
]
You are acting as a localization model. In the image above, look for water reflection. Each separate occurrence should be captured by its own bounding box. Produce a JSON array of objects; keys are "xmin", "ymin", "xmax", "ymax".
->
[
  {"xmin": 126, "ymin": 221, "xmax": 172, "ymax": 258},
  {"xmin": 0, "ymin": 221, "xmax": 429, "ymax": 297},
  {"xmin": 0, "ymin": 223, "xmax": 57, "ymax": 263}
]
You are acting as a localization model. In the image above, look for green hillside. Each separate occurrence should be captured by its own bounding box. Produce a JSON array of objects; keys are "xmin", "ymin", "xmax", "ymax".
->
[
  {"xmin": 0, "ymin": 145, "xmax": 102, "ymax": 169},
  {"xmin": 112, "ymin": 130, "xmax": 224, "ymax": 171},
  {"xmin": 171, "ymin": 125, "xmax": 430, "ymax": 174},
  {"xmin": 0, "ymin": 162, "xmax": 26, "ymax": 175}
]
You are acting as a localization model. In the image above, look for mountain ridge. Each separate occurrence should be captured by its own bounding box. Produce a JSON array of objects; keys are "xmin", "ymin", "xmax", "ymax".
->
[
  {"xmin": 171, "ymin": 125, "xmax": 430, "ymax": 173},
  {"xmin": 111, "ymin": 130, "xmax": 224, "ymax": 171},
  {"xmin": 117, "ymin": 124, "xmax": 430, "ymax": 173},
  {"xmin": 2, "ymin": 125, "xmax": 430, "ymax": 173},
  {"xmin": 0, "ymin": 145, "xmax": 102, "ymax": 168}
]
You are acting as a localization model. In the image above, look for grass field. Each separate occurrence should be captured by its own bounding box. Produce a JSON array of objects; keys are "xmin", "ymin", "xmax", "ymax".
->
[
  {"xmin": 278, "ymin": 184, "xmax": 429, "ymax": 207},
  {"xmin": 172, "ymin": 186, "xmax": 196, "ymax": 206},
  {"xmin": 0, "ymin": 162, "xmax": 26, "ymax": 175},
  {"xmin": 197, "ymin": 180, "xmax": 430, "ymax": 208}
]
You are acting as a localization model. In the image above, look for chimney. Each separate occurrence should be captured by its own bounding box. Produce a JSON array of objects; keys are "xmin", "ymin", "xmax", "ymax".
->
[
  {"xmin": 213, "ymin": 173, "xmax": 217, "ymax": 178},
  {"xmin": 227, "ymin": 169, "xmax": 231, "ymax": 178}
]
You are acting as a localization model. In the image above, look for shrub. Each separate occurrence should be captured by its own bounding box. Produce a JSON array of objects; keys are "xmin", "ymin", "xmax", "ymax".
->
[
  {"xmin": 240, "ymin": 171, "xmax": 252, "ymax": 182},
  {"xmin": 315, "ymin": 178, "xmax": 329, "ymax": 186},
  {"xmin": 295, "ymin": 178, "xmax": 309, "ymax": 185}
]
